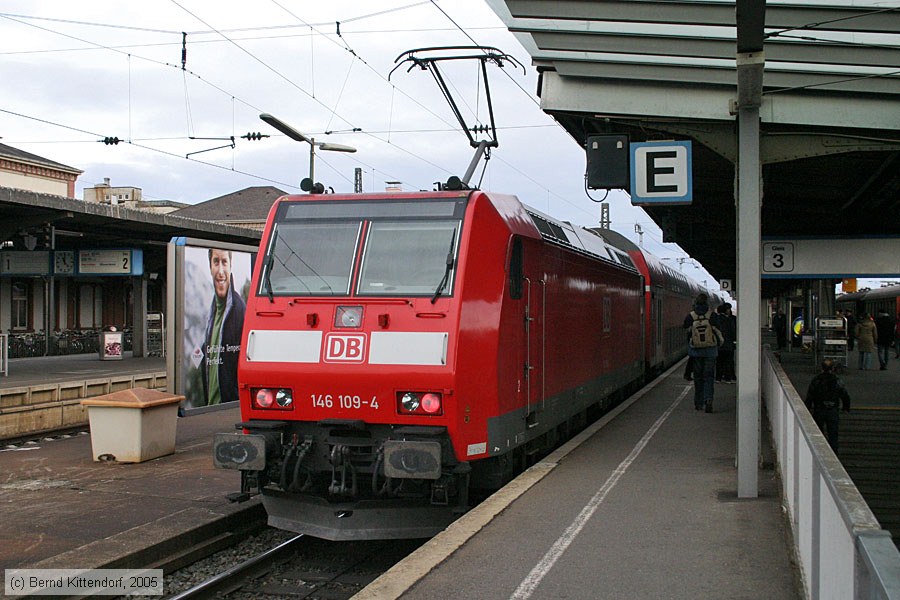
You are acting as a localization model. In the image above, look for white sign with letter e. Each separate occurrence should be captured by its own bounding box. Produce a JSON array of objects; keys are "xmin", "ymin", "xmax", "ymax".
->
[{"xmin": 630, "ymin": 140, "xmax": 693, "ymax": 205}]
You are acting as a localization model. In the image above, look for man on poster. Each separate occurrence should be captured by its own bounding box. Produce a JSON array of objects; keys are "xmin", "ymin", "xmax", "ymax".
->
[{"xmin": 202, "ymin": 248, "xmax": 246, "ymax": 405}]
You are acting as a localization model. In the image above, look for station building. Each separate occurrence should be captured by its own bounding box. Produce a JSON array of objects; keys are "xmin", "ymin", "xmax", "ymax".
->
[{"xmin": 0, "ymin": 143, "xmax": 260, "ymax": 357}]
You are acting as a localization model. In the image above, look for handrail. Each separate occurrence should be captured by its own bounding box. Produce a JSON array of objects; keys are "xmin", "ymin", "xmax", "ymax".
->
[{"xmin": 762, "ymin": 346, "xmax": 900, "ymax": 599}]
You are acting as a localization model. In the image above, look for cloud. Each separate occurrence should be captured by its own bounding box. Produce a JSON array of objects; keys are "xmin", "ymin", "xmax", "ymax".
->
[{"xmin": 1, "ymin": 0, "xmax": 715, "ymax": 285}]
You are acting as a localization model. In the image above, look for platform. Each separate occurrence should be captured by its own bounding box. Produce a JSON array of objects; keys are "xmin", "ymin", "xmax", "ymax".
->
[
  {"xmin": 0, "ymin": 405, "xmax": 256, "ymax": 582},
  {"xmin": 0, "ymin": 351, "xmax": 165, "ymax": 389},
  {"xmin": 0, "ymin": 352, "xmax": 167, "ymax": 441},
  {"xmin": 360, "ymin": 342, "xmax": 900, "ymax": 599},
  {"xmin": 360, "ymin": 361, "xmax": 801, "ymax": 599}
]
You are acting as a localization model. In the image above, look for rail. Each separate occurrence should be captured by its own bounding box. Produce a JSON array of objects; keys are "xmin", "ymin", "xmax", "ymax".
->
[{"xmin": 763, "ymin": 347, "xmax": 900, "ymax": 599}]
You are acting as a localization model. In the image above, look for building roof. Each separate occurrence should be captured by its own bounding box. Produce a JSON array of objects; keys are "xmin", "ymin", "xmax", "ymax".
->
[
  {"xmin": 0, "ymin": 186, "xmax": 260, "ymax": 248},
  {"xmin": 0, "ymin": 142, "xmax": 82, "ymax": 175},
  {"xmin": 172, "ymin": 186, "xmax": 287, "ymax": 223}
]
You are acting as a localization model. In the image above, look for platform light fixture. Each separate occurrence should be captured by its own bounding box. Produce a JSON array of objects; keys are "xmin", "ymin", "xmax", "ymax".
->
[{"xmin": 259, "ymin": 113, "xmax": 356, "ymax": 192}]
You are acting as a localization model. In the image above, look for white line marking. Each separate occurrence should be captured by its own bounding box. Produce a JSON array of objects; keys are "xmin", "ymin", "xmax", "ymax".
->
[{"xmin": 510, "ymin": 386, "xmax": 689, "ymax": 600}]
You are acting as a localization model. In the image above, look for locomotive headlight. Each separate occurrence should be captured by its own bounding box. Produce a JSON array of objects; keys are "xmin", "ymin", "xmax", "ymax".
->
[
  {"xmin": 398, "ymin": 391, "xmax": 443, "ymax": 416},
  {"xmin": 252, "ymin": 387, "xmax": 294, "ymax": 410},
  {"xmin": 275, "ymin": 389, "xmax": 293, "ymax": 407},
  {"xmin": 400, "ymin": 392, "xmax": 420, "ymax": 413},
  {"xmin": 335, "ymin": 305, "xmax": 363, "ymax": 328}
]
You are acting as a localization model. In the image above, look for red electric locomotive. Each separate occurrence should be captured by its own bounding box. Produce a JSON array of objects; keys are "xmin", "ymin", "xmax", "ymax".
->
[{"xmin": 214, "ymin": 189, "xmax": 690, "ymax": 540}]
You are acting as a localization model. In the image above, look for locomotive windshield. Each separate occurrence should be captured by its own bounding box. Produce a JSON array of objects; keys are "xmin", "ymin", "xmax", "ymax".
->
[
  {"xmin": 264, "ymin": 221, "xmax": 361, "ymax": 295},
  {"xmin": 358, "ymin": 221, "xmax": 458, "ymax": 296},
  {"xmin": 260, "ymin": 198, "xmax": 465, "ymax": 298}
]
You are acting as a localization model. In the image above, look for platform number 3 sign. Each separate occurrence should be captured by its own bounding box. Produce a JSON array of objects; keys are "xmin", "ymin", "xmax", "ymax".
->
[{"xmin": 763, "ymin": 242, "xmax": 794, "ymax": 273}]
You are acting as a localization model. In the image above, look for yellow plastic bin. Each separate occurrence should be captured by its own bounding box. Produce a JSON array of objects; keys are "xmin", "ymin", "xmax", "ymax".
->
[{"xmin": 80, "ymin": 389, "xmax": 183, "ymax": 463}]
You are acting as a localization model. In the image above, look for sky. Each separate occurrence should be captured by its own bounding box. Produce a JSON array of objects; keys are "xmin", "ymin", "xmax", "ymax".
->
[{"xmin": 0, "ymin": 1, "xmax": 743, "ymax": 293}]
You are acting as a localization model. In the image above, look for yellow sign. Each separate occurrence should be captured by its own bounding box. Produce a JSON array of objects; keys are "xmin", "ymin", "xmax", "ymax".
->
[{"xmin": 842, "ymin": 278, "xmax": 857, "ymax": 293}]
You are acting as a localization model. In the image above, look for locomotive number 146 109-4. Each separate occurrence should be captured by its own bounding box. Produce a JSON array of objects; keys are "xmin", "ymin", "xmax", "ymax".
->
[{"xmin": 311, "ymin": 394, "xmax": 379, "ymax": 410}]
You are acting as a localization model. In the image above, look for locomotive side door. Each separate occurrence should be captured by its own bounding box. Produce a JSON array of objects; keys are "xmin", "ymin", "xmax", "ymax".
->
[{"xmin": 523, "ymin": 270, "xmax": 545, "ymax": 427}]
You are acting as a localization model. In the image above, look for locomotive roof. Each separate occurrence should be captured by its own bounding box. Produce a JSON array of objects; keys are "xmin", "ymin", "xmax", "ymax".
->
[
  {"xmin": 522, "ymin": 203, "xmax": 638, "ymax": 273},
  {"xmin": 837, "ymin": 285, "xmax": 900, "ymax": 303}
]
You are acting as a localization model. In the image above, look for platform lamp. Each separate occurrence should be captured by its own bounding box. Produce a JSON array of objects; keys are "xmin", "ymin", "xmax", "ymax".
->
[{"xmin": 259, "ymin": 113, "xmax": 356, "ymax": 193}]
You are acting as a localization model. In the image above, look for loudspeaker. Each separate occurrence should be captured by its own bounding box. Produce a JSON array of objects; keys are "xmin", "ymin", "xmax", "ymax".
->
[{"xmin": 586, "ymin": 135, "xmax": 630, "ymax": 190}]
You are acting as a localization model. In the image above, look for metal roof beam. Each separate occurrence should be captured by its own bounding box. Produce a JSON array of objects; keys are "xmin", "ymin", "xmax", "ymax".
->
[
  {"xmin": 540, "ymin": 70, "xmax": 900, "ymax": 130},
  {"xmin": 504, "ymin": 0, "xmax": 900, "ymax": 34},
  {"xmin": 522, "ymin": 30, "xmax": 899, "ymax": 69},
  {"xmin": 544, "ymin": 59, "xmax": 900, "ymax": 96}
]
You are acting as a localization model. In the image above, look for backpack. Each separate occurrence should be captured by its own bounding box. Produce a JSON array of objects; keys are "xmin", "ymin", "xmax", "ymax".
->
[
  {"xmin": 690, "ymin": 311, "xmax": 722, "ymax": 349},
  {"xmin": 808, "ymin": 373, "xmax": 841, "ymax": 410}
]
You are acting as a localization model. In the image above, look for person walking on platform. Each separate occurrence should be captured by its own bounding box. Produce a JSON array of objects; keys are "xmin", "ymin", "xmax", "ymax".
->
[
  {"xmin": 716, "ymin": 303, "xmax": 737, "ymax": 383},
  {"xmin": 684, "ymin": 293, "xmax": 723, "ymax": 412},
  {"xmin": 773, "ymin": 309, "xmax": 788, "ymax": 351},
  {"xmin": 805, "ymin": 359, "xmax": 851, "ymax": 452},
  {"xmin": 855, "ymin": 313, "xmax": 877, "ymax": 371},
  {"xmin": 895, "ymin": 313, "xmax": 900, "ymax": 359},
  {"xmin": 844, "ymin": 310, "xmax": 856, "ymax": 351},
  {"xmin": 875, "ymin": 309, "xmax": 895, "ymax": 370}
]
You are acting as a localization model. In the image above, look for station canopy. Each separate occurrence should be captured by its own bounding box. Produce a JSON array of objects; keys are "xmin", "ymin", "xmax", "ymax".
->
[{"xmin": 487, "ymin": 0, "xmax": 900, "ymax": 290}]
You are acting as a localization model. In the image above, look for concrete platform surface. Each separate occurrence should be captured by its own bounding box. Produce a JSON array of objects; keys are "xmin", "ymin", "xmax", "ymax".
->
[
  {"xmin": 360, "ymin": 364, "xmax": 801, "ymax": 599},
  {"xmin": 1, "ymin": 352, "xmax": 165, "ymax": 389},
  {"xmin": 0, "ymin": 405, "xmax": 249, "ymax": 573}
]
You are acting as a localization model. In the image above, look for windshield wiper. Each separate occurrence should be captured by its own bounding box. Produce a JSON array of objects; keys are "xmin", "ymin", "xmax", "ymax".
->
[
  {"xmin": 263, "ymin": 229, "xmax": 278, "ymax": 303},
  {"xmin": 431, "ymin": 228, "xmax": 457, "ymax": 304}
]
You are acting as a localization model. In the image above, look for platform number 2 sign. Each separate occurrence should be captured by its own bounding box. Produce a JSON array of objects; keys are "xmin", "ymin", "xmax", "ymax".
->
[{"xmin": 763, "ymin": 243, "xmax": 794, "ymax": 273}]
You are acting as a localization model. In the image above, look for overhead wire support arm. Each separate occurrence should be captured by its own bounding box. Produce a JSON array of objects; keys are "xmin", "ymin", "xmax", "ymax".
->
[
  {"xmin": 186, "ymin": 135, "xmax": 235, "ymax": 158},
  {"xmin": 388, "ymin": 46, "xmax": 525, "ymax": 189}
]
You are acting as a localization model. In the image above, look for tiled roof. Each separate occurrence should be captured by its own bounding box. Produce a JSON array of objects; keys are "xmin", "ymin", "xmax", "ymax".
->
[
  {"xmin": 0, "ymin": 142, "xmax": 83, "ymax": 174},
  {"xmin": 171, "ymin": 186, "xmax": 287, "ymax": 222}
]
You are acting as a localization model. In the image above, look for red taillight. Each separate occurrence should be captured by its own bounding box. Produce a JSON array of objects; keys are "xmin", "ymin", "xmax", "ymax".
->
[
  {"xmin": 251, "ymin": 388, "xmax": 293, "ymax": 410},
  {"xmin": 398, "ymin": 391, "xmax": 443, "ymax": 416},
  {"xmin": 255, "ymin": 389, "xmax": 274, "ymax": 408},
  {"xmin": 421, "ymin": 393, "xmax": 442, "ymax": 414}
]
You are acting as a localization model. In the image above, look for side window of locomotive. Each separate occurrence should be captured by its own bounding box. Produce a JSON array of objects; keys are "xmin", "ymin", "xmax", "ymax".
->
[
  {"xmin": 509, "ymin": 237, "xmax": 523, "ymax": 299},
  {"xmin": 261, "ymin": 221, "xmax": 360, "ymax": 296},
  {"xmin": 358, "ymin": 220, "xmax": 460, "ymax": 295}
]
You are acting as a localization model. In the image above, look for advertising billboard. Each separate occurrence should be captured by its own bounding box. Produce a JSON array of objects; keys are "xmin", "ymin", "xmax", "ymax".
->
[{"xmin": 167, "ymin": 238, "xmax": 256, "ymax": 411}]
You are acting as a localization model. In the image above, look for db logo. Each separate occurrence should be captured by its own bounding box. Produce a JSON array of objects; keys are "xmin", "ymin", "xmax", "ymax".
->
[{"xmin": 324, "ymin": 333, "xmax": 367, "ymax": 363}]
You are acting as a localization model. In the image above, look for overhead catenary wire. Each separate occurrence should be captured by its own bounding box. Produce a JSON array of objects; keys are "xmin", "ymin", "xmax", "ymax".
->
[
  {"xmin": 0, "ymin": 107, "xmax": 297, "ymax": 190},
  {"xmin": 0, "ymin": 26, "xmax": 507, "ymax": 56},
  {"xmin": 2, "ymin": 3, "xmax": 596, "ymax": 211},
  {"xmin": 2, "ymin": 7, "xmax": 446, "ymax": 190},
  {"xmin": 0, "ymin": 3, "xmax": 434, "ymax": 37}
]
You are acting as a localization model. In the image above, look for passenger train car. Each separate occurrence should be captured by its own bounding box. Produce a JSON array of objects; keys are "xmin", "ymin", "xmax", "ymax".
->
[
  {"xmin": 837, "ymin": 285, "xmax": 900, "ymax": 320},
  {"xmin": 213, "ymin": 189, "xmax": 715, "ymax": 540}
]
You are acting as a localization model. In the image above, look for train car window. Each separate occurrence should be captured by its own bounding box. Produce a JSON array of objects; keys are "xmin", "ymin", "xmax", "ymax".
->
[
  {"xmin": 260, "ymin": 221, "xmax": 360, "ymax": 296},
  {"xmin": 282, "ymin": 199, "xmax": 466, "ymax": 221},
  {"xmin": 357, "ymin": 220, "xmax": 460, "ymax": 296},
  {"xmin": 529, "ymin": 214, "xmax": 570, "ymax": 244},
  {"xmin": 614, "ymin": 251, "xmax": 635, "ymax": 269},
  {"xmin": 509, "ymin": 237, "xmax": 523, "ymax": 299}
]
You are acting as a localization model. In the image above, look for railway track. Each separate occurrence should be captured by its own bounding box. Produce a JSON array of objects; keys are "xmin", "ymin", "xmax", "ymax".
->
[
  {"xmin": 164, "ymin": 532, "xmax": 426, "ymax": 599},
  {"xmin": 841, "ymin": 407, "xmax": 900, "ymax": 546}
]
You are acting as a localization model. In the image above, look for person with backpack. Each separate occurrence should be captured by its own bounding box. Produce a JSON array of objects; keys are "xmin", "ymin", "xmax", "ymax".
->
[
  {"xmin": 805, "ymin": 359, "xmax": 851, "ymax": 452},
  {"xmin": 683, "ymin": 293, "xmax": 724, "ymax": 413}
]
